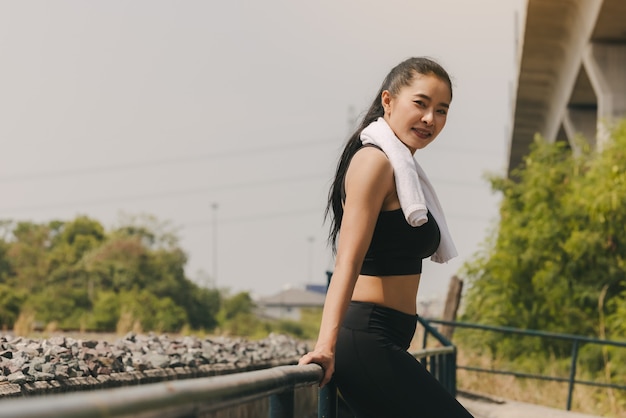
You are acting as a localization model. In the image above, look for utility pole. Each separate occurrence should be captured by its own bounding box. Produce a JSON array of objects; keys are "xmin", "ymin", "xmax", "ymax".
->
[
  {"xmin": 307, "ymin": 236, "xmax": 315, "ymax": 283},
  {"xmin": 211, "ymin": 202, "xmax": 219, "ymax": 284}
]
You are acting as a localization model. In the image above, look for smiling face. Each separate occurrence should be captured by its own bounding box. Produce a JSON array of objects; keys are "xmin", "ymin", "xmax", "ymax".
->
[{"xmin": 382, "ymin": 72, "xmax": 452, "ymax": 154}]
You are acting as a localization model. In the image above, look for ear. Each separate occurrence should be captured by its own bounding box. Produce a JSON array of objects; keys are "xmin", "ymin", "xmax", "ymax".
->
[{"xmin": 381, "ymin": 90, "xmax": 392, "ymax": 115}]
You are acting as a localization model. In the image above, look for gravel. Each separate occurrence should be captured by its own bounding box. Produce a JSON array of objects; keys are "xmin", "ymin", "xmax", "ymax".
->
[{"xmin": 0, "ymin": 332, "xmax": 309, "ymax": 397}]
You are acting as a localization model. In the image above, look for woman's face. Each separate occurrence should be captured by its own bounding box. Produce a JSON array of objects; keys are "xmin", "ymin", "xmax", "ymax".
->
[{"xmin": 382, "ymin": 73, "xmax": 451, "ymax": 154}]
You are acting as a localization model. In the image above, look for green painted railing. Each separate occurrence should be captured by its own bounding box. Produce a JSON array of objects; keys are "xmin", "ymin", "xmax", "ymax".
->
[
  {"xmin": 425, "ymin": 318, "xmax": 626, "ymax": 411},
  {"xmin": 416, "ymin": 316, "xmax": 457, "ymax": 396}
]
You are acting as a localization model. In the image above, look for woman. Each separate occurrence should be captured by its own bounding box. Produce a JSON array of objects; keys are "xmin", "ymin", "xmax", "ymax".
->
[{"xmin": 299, "ymin": 57, "xmax": 474, "ymax": 417}]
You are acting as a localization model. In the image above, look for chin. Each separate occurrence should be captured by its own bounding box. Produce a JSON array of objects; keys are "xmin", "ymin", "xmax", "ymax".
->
[{"xmin": 412, "ymin": 142, "xmax": 431, "ymax": 151}]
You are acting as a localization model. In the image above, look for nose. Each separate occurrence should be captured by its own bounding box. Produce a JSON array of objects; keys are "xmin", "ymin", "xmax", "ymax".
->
[{"xmin": 421, "ymin": 110, "xmax": 434, "ymax": 126}]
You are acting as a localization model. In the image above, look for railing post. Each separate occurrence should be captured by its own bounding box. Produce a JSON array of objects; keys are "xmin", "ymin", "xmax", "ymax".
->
[
  {"xmin": 437, "ymin": 353, "xmax": 445, "ymax": 389},
  {"xmin": 269, "ymin": 389, "xmax": 294, "ymax": 418},
  {"xmin": 431, "ymin": 353, "xmax": 438, "ymax": 379},
  {"xmin": 440, "ymin": 354, "xmax": 449, "ymax": 393},
  {"xmin": 420, "ymin": 354, "xmax": 428, "ymax": 368},
  {"xmin": 417, "ymin": 318, "xmax": 458, "ymax": 399},
  {"xmin": 318, "ymin": 380, "xmax": 338, "ymax": 418},
  {"xmin": 566, "ymin": 339, "xmax": 580, "ymax": 411},
  {"xmin": 450, "ymin": 349, "xmax": 457, "ymax": 397}
]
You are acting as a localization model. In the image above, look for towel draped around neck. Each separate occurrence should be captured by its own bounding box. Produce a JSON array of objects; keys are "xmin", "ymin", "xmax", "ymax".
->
[{"xmin": 360, "ymin": 117, "xmax": 457, "ymax": 264}]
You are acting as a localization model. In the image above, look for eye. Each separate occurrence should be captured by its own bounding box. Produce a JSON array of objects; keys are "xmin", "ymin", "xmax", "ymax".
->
[
  {"xmin": 413, "ymin": 100, "xmax": 426, "ymax": 107},
  {"xmin": 437, "ymin": 109, "xmax": 448, "ymax": 115}
]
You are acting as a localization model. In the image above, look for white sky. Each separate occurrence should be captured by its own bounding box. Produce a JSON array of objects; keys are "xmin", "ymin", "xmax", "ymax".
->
[{"xmin": 0, "ymin": 0, "xmax": 526, "ymax": 303}]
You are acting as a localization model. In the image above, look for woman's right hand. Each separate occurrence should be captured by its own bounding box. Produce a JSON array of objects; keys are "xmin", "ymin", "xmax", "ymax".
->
[{"xmin": 298, "ymin": 347, "xmax": 335, "ymax": 388}]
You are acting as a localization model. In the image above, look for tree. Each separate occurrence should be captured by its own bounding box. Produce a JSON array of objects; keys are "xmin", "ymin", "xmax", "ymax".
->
[
  {"xmin": 0, "ymin": 214, "xmax": 222, "ymax": 332},
  {"xmin": 0, "ymin": 238, "xmax": 14, "ymax": 284},
  {"xmin": 216, "ymin": 291, "xmax": 265, "ymax": 336},
  {"xmin": 6, "ymin": 221, "xmax": 53, "ymax": 290},
  {"xmin": 0, "ymin": 285, "xmax": 26, "ymax": 329},
  {"xmin": 462, "ymin": 121, "xmax": 626, "ymax": 358}
]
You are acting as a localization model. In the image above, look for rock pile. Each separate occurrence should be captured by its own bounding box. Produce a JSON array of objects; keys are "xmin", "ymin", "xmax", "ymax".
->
[{"xmin": 0, "ymin": 332, "xmax": 309, "ymax": 397}]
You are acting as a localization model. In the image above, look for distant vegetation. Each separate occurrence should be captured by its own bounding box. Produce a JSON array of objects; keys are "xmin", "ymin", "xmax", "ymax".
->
[
  {"xmin": 0, "ymin": 214, "xmax": 320, "ymax": 340},
  {"xmin": 459, "ymin": 121, "xmax": 626, "ymax": 416}
]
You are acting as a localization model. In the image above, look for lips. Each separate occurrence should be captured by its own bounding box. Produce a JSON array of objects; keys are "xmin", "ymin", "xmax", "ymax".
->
[{"xmin": 412, "ymin": 128, "xmax": 432, "ymax": 139}]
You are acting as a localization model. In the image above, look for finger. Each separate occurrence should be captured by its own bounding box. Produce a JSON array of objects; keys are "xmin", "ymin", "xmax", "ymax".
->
[
  {"xmin": 320, "ymin": 371, "xmax": 332, "ymax": 388},
  {"xmin": 298, "ymin": 353, "xmax": 315, "ymax": 366},
  {"xmin": 317, "ymin": 365, "xmax": 333, "ymax": 388}
]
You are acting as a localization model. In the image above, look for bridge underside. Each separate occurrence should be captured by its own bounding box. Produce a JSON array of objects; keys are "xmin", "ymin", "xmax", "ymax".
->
[{"xmin": 509, "ymin": 0, "xmax": 626, "ymax": 174}]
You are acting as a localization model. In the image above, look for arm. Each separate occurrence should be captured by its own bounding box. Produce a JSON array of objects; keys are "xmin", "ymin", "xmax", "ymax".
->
[{"xmin": 299, "ymin": 147, "xmax": 394, "ymax": 386}]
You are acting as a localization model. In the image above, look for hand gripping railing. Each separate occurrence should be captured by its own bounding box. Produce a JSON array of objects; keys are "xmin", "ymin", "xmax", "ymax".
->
[{"xmin": 0, "ymin": 344, "xmax": 456, "ymax": 418}]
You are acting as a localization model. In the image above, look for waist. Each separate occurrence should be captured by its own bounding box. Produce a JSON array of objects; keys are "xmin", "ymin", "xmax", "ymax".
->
[
  {"xmin": 352, "ymin": 274, "xmax": 420, "ymax": 315},
  {"xmin": 342, "ymin": 301, "xmax": 417, "ymax": 350}
]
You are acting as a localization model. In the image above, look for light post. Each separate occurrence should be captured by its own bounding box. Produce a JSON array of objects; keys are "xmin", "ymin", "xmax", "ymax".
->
[
  {"xmin": 307, "ymin": 236, "xmax": 315, "ymax": 283},
  {"xmin": 211, "ymin": 202, "xmax": 219, "ymax": 284}
]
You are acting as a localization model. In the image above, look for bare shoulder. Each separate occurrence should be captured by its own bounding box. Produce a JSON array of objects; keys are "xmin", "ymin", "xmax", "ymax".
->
[
  {"xmin": 345, "ymin": 146, "xmax": 394, "ymax": 199},
  {"xmin": 348, "ymin": 146, "xmax": 392, "ymax": 177}
]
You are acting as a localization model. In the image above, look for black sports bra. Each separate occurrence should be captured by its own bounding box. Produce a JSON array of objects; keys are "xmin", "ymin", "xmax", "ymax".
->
[
  {"xmin": 360, "ymin": 208, "xmax": 440, "ymax": 275},
  {"xmin": 341, "ymin": 145, "xmax": 441, "ymax": 275}
]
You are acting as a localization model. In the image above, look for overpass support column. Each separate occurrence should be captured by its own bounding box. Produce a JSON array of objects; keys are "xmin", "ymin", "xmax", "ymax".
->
[
  {"xmin": 563, "ymin": 107, "xmax": 597, "ymax": 152},
  {"xmin": 583, "ymin": 43, "xmax": 626, "ymax": 149}
]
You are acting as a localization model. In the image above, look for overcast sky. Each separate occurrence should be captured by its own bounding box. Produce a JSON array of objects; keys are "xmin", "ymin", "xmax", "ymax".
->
[{"xmin": 1, "ymin": 0, "xmax": 526, "ymax": 302}]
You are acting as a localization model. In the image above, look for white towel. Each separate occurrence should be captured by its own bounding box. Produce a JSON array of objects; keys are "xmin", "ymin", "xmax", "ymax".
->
[{"xmin": 360, "ymin": 117, "xmax": 458, "ymax": 263}]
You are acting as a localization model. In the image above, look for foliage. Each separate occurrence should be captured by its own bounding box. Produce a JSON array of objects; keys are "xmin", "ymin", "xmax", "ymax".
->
[
  {"xmin": 0, "ymin": 214, "xmax": 221, "ymax": 333},
  {"xmin": 0, "ymin": 284, "xmax": 26, "ymax": 330},
  {"xmin": 217, "ymin": 291, "xmax": 254, "ymax": 322},
  {"xmin": 214, "ymin": 291, "xmax": 266, "ymax": 338},
  {"xmin": 272, "ymin": 308, "xmax": 323, "ymax": 340},
  {"xmin": 0, "ymin": 212, "xmax": 323, "ymax": 339},
  {"xmin": 461, "ymin": 121, "xmax": 626, "ymax": 360},
  {"xmin": 215, "ymin": 291, "xmax": 322, "ymax": 340}
]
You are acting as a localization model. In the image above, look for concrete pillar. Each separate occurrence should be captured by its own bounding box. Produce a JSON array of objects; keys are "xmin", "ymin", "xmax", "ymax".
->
[
  {"xmin": 582, "ymin": 43, "xmax": 626, "ymax": 148},
  {"xmin": 563, "ymin": 107, "xmax": 597, "ymax": 152},
  {"xmin": 540, "ymin": 0, "xmax": 604, "ymax": 143}
]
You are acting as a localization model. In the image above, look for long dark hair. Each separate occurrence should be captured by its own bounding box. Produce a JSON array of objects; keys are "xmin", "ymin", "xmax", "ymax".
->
[{"xmin": 325, "ymin": 57, "xmax": 453, "ymax": 252}]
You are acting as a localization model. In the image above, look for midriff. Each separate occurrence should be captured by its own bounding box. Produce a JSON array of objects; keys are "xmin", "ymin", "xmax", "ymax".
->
[{"xmin": 351, "ymin": 274, "xmax": 421, "ymax": 315}]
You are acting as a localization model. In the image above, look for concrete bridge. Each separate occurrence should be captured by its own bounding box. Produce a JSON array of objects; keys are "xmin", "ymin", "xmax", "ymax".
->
[{"xmin": 509, "ymin": 0, "xmax": 626, "ymax": 175}]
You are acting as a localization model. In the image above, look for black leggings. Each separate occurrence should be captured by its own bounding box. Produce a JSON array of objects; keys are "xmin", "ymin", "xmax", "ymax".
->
[{"xmin": 334, "ymin": 301, "xmax": 474, "ymax": 418}]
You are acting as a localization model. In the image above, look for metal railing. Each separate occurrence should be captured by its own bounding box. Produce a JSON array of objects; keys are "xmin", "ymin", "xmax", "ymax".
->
[
  {"xmin": 0, "ymin": 327, "xmax": 457, "ymax": 418},
  {"xmin": 425, "ymin": 318, "xmax": 626, "ymax": 411},
  {"xmin": 0, "ymin": 364, "xmax": 324, "ymax": 418},
  {"xmin": 416, "ymin": 316, "xmax": 457, "ymax": 396}
]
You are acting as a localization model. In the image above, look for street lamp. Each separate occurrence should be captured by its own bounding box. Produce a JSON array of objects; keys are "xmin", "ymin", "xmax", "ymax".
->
[
  {"xmin": 307, "ymin": 236, "xmax": 315, "ymax": 283},
  {"xmin": 211, "ymin": 202, "xmax": 219, "ymax": 283}
]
